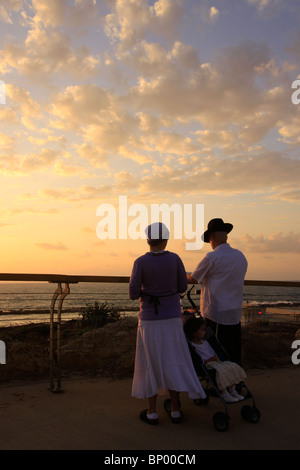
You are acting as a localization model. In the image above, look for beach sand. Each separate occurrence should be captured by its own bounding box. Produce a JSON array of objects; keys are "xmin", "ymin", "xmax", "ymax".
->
[{"xmin": 0, "ymin": 367, "xmax": 299, "ymax": 450}]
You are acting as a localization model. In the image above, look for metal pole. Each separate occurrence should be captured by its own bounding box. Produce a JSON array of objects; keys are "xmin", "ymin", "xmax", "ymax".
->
[
  {"xmin": 55, "ymin": 283, "xmax": 70, "ymax": 392},
  {"xmin": 49, "ymin": 283, "xmax": 62, "ymax": 392}
]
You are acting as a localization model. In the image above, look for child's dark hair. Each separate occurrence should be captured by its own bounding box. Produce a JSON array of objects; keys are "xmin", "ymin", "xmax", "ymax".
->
[{"xmin": 184, "ymin": 316, "xmax": 205, "ymax": 341}]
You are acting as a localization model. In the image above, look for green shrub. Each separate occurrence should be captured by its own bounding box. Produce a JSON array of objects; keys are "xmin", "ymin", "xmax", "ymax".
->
[{"xmin": 79, "ymin": 301, "xmax": 120, "ymax": 329}]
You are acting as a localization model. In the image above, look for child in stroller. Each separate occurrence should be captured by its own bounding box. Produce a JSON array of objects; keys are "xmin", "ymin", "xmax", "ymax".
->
[
  {"xmin": 184, "ymin": 316, "xmax": 246, "ymax": 403},
  {"xmin": 174, "ymin": 286, "xmax": 260, "ymax": 431}
]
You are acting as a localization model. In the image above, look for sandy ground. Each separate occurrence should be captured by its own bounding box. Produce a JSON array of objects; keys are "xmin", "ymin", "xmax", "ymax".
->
[{"xmin": 0, "ymin": 367, "xmax": 299, "ymax": 450}]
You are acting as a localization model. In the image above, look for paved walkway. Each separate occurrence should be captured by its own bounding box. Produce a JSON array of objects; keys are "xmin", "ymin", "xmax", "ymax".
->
[{"xmin": 0, "ymin": 367, "xmax": 299, "ymax": 450}]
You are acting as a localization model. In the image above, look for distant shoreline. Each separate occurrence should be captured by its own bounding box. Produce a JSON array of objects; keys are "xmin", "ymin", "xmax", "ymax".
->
[
  {"xmin": 0, "ymin": 305, "xmax": 299, "ymax": 329},
  {"xmin": 0, "ymin": 306, "xmax": 139, "ymax": 315},
  {"xmin": 1, "ymin": 303, "xmax": 300, "ymax": 316}
]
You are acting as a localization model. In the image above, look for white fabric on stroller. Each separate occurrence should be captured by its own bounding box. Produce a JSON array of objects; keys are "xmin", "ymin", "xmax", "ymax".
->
[{"xmin": 206, "ymin": 360, "xmax": 247, "ymax": 391}]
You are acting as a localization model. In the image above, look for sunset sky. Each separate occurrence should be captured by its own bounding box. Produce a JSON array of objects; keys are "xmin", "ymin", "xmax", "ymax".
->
[{"xmin": 0, "ymin": 0, "xmax": 300, "ymax": 280}]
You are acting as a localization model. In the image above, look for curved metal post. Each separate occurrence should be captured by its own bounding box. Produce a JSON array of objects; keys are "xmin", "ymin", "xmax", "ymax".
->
[
  {"xmin": 49, "ymin": 283, "xmax": 62, "ymax": 392},
  {"xmin": 56, "ymin": 283, "xmax": 70, "ymax": 391},
  {"xmin": 49, "ymin": 282, "xmax": 70, "ymax": 393}
]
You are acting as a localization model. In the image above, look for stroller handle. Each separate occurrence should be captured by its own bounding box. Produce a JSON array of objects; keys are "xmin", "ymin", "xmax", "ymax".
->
[
  {"xmin": 186, "ymin": 284, "xmax": 198, "ymax": 310},
  {"xmin": 182, "ymin": 285, "xmax": 201, "ymax": 316}
]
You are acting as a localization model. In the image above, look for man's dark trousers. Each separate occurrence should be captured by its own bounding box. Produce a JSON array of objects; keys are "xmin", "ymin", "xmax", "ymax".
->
[{"xmin": 205, "ymin": 319, "xmax": 242, "ymax": 366}]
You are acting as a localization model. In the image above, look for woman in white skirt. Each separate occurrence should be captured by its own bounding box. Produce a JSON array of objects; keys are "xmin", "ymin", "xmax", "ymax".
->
[
  {"xmin": 129, "ymin": 222, "xmax": 206, "ymax": 425},
  {"xmin": 184, "ymin": 316, "xmax": 247, "ymax": 403}
]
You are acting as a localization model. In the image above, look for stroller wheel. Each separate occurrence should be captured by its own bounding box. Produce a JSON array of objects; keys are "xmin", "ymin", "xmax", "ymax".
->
[
  {"xmin": 193, "ymin": 396, "xmax": 209, "ymax": 406},
  {"xmin": 213, "ymin": 412, "xmax": 229, "ymax": 432},
  {"xmin": 241, "ymin": 405, "xmax": 261, "ymax": 423}
]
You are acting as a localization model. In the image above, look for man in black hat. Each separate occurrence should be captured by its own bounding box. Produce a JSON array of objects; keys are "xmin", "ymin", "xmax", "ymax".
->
[{"xmin": 187, "ymin": 218, "xmax": 248, "ymax": 365}]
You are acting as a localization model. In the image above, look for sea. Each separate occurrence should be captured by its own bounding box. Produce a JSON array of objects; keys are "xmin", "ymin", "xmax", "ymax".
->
[{"xmin": 0, "ymin": 281, "xmax": 299, "ymax": 327}]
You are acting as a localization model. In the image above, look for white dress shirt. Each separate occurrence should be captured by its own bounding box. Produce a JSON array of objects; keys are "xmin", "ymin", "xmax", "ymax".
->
[{"xmin": 191, "ymin": 243, "xmax": 248, "ymax": 325}]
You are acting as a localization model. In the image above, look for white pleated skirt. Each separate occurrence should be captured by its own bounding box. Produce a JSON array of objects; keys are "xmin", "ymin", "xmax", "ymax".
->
[{"xmin": 131, "ymin": 317, "xmax": 206, "ymax": 400}]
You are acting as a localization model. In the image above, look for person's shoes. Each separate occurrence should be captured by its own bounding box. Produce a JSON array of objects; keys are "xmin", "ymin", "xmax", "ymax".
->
[
  {"xmin": 139, "ymin": 409, "xmax": 159, "ymax": 425},
  {"xmin": 220, "ymin": 390, "xmax": 239, "ymax": 403},
  {"xmin": 230, "ymin": 390, "xmax": 245, "ymax": 401},
  {"xmin": 169, "ymin": 410, "xmax": 183, "ymax": 424}
]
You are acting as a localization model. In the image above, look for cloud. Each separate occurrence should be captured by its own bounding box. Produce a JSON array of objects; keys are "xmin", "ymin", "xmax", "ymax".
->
[
  {"xmin": 0, "ymin": 107, "xmax": 18, "ymax": 124},
  {"xmin": 29, "ymin": 0, "xmax": 101, "ymax": 30},
  {"xmin": 0, "ymin": 139, "xmax": 96, "ymax": 176},
  {"xmin": 209, "ymin": 6, "xmax": 219, "ymax": 21},
  {"xmin": 38, "ymin": 188, "xmax": 77, "ymax": 200},
  {"xmin": 30, "ymin": 0, "xmax": 65, "ymax": 27},
  {"xmin": 5, "ymin": 84, "xmax": 42, "ymax": 130},
  {"xmin": 0, "ymin": 142, "xmax": 60, "ymax": 175},
  {"xmin": 239, "ymin": 231, "xmax": 300, "ymax": 253},
  {"xmin": 246, "ymin": 0, "xmax": 281, "ymax": 13},
  {"xmin": 0, "ymin": 0, "xmax": 22, "ymax": 24},
  {"xmin": 119, "ymin": 40, "xmax": 170, "ymax": 76},
  {"xmin": 23, "ymin": 171, "xmax": 142, "ymax": 203},
  {"xmin": 0, "ymin": 223, "xmax": 14, "ymax": 228},
  {"xmin": 29, "ymin": 185, "xmax": 115, "ymax": 202},
  {"xmin": 4, "ymin": 31, "xmax": 296, "ymax": 184},
  {"xmin": 271, "ymin": 190, "xmax": 300, "ymax": 203},
  {"xmin": 135, "ymin": 151, "xmax": 300, "ymax": 196},
  {"xmin": 0, "ymin": 1, "xmax": 299, "ymax": 211},
  {"xmin": 0, "ymin": 131, "xmax": 15, "ymax": 150},
  {"xmin": 118, "ymin": 146, "xmax": 155, "ymax": 164},
  {"xmin": 105, "ymin": 0, "xmax": 152, "ymax": 50},
  {"xmin": 286, "ymin": 31, "xmax": 300, "ymax": 61},
  {"xmin": 49, "ymin": 84, "xmax": 109, "ymax": 130},
  {"xmin": 82, "ymin": 226, "xmax": 94, "ymax": 234},
  {"xmin": 128, "ymin": 39, "xmax": 275, "ymax": 128},
  {"xmin": 18, "ymin": 148, "xmax": 300, "ymax": 202},
  {"xmin": 150, "ymin": 0, "xmax": 185, "ymax": 38},
  {"xmin": 0, "ymin": 25, "xmax": 100, "ymax": 83},
  {"xmin": 75, "ymin": 249, "xmax": 93, "ymax": 258},
  {"xmin": 3, "ymin": 207, "xmax": 59, "ymax": 216},
  {"xmin": 81, "ymin": 116, "xmax": 139, "ymax": 154},
  {"xmin": 20, "ymin": 148, "xmax": 59, "ymax": 172},
  {"xmin": 116, "ymin": 37, "xmax": 297, "ymax": 162},
  {"xmin": 104, "ymin": 0, "xmax": 185, "ymax": 50},
  {"xmin": 35, "ymin": 242, "xmax": 68, "ymax": 250},
  {"xmin": 120, "ymin": 39, "xmax": 200, "ymax": 78},
  {"xmin": 278, "ymin": 110, "xmax": 300, "ymax": 145},
  {"xmin": 75, "ymin": 143, "xmax": 109, "ymax": 170}
]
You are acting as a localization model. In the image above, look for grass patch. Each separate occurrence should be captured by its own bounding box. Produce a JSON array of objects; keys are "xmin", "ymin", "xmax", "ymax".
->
[{"xmin": 78, "ymin": 301, "xmax": 121, "ymax": 329}]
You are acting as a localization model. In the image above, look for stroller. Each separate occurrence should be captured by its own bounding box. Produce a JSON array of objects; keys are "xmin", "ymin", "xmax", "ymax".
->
[{"xmin": 164, "ymin": 286, "xmax": 261, "ymax": 432}]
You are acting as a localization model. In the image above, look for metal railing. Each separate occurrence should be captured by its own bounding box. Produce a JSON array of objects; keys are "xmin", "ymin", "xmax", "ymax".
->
[{"xmin": 0, "ymin": 273, "xmax": 299, "ymax": 392}]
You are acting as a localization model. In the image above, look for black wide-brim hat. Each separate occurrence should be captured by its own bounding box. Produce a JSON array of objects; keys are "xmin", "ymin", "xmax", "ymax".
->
[{"xmin": 203, "ymin": 218, "xmax": 233, "ymax": 243}]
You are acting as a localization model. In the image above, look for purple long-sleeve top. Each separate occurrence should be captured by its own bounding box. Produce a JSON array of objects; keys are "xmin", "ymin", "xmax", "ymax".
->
[{"xmin": 129, "ymin": 250, "xmax": 188, "ymax": 321}]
